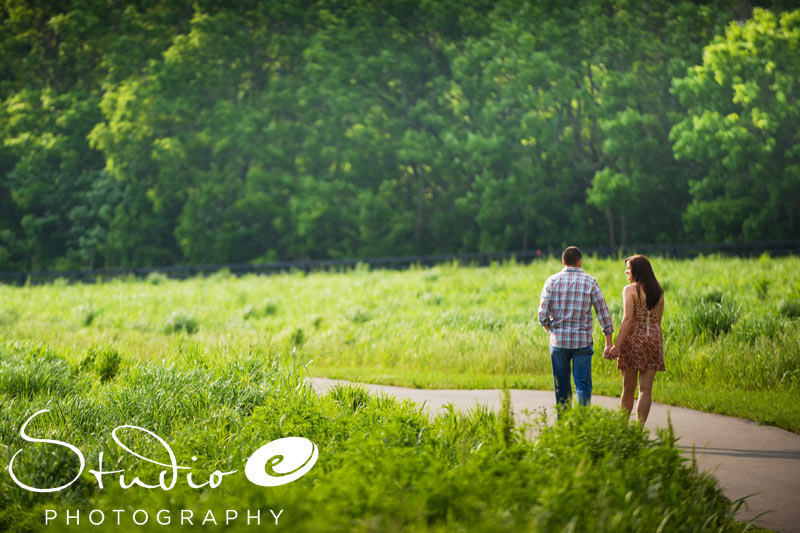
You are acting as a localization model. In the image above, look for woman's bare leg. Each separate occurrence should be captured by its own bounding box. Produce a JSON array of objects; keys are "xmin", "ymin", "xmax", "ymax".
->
[
  {"xmin": 636, "ymin": 370, "xmax": 657, "ymax": 425},
  {"xmin": 620, "ymin": 369, "xmax": 637, "ymax": 415}
]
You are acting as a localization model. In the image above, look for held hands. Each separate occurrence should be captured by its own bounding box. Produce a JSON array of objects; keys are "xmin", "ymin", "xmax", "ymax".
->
[{"xmin": 604, "ymin": 344, "xmax": 619, "ymax": 360}]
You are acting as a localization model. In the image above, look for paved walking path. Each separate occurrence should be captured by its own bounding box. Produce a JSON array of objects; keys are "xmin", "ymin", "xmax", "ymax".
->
[{"xmin": 310, "ymin": 378, "xmax": 800, "ymax": 533}]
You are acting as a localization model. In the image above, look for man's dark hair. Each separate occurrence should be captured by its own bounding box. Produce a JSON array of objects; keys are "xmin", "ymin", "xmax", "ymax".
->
[{"xmin": 562, "ymin": 246, "xmax": 582, "ymax": 266}]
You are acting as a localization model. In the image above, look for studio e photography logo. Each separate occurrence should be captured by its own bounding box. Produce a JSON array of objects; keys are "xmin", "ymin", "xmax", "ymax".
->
[{"xmin": 6, "ymin": 409, "xmax": 319, "ymax": 528}]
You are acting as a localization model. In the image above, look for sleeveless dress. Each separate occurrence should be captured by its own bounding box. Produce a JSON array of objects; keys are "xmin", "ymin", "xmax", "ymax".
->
[{"xmin": 617, "ymin": 298, "xmax": 665, "ymax": 372}]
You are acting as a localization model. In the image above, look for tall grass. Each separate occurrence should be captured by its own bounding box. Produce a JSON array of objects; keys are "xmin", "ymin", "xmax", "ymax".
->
[
  {"xmin": 0, "ymin": 255, "xmax": 798, "ymax": 430},
  {"xmin": 0, "ymin": 343, "xmax": 742, "ymax": 532}
]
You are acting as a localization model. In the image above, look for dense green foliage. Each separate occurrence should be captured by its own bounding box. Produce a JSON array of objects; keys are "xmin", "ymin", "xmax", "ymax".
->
[
  {"xmin": 0, "ymin": 343, "xmax": 741, "ymax": 532},
  {"xmin": 1, "ymin": 255, "xmax": 798, "ymax": 431},
  {"xmin": 1, "ymin": 1, "xmax": 797, "ymax": 270}
]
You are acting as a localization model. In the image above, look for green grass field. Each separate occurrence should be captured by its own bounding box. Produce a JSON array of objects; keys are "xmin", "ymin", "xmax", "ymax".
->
[
  {"xmin": 2, "ymin": 255, "xmax": 794, "ymax": 531},
  {"xmin": 1, "ymin": 255, "xmax": 798, "ymax": 431}
]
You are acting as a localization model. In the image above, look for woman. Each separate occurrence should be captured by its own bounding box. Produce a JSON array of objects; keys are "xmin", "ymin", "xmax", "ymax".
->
[{"xmin": 608, "ymin": 255, "xmax": 665, "ymax": 425}]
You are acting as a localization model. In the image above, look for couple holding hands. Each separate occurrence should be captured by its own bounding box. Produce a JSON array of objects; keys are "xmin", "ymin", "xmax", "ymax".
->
[{"xmin": 537, "ymin": 246, "xmax": 665, "ymax": 425}]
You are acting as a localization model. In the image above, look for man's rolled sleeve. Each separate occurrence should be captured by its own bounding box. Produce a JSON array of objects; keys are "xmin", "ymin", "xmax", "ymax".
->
[
  {"xmin": 538, "ymin": 281, "xmax": 552, "ymax": 329},
  {"xmin": 591, "ymin": 280, "xmax": 614, "ymax": 335}
]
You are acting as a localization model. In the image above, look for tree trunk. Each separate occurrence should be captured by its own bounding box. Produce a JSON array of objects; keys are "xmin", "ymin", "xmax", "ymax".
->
[
  {"xmin": 605, "ymin": 206, "xmax": 616, "ymax": 248},
  {"xmin": 414, "ymin": 166, "xmax": 424, "ymax": 242}
]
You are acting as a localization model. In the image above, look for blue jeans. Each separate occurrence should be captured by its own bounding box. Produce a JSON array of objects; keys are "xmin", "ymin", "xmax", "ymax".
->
[{"xmin": 549, "ymin": 344, "xmax": 593, "ymax": 407}]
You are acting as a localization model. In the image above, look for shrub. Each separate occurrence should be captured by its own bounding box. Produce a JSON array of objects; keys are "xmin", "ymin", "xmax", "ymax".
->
[
  {"xmin": 777, "ymin": 298, "xmax": 800, "ymax": 319},
  {"xmin": 753, "ymin": 277, "xmax": 771, "ymax": 299},
  {"xmin": 688, "ymin": 297, "xmax": 738, "ymax": 338},
  {"xmin": 733, "ymin": 315, "xmax": 784, "ymax": 344},
  {"xmin": 96, "ymin": 348, "xmax": 122, "ymax": 382},
  {"xmin": 698, "ymin": 288, "xmax": 724, "ymax": 304},
  {"xmin": 263, "ymin": 300, "xmax": 279, "ymax": 315},
  {"xmin": 209, "ymin": 267, "xmax": 232, "ymax": 281},
  {"xmin": 241, "ymin": 304, "xmax": 257, "ymax": 319},
  {"xmin": 422, "ymin": 271, "xmax": 440, "ymax": 283},
  {"xmin": 243, "ymin": 300, "xmax": 279, "ymax": 320},
  {"xmin": 419, "ymin": 291, "xmax": 443, "ymax": 305},
  {"xmin": 0, "ymin": 345, "xmax": 78, "ymax": 398},
  {"xmin": 146, "ymin": 271, "xmax": 168, "ymax": 285},
  {"xmin": 328, "ymin": 383, "xmax": 371, "ymax": 412},
  {"xmin": 76, "ymin": 304, "xmax": 101, "ymax": 327},
  {"xmin": 164, "ymin": 310, "xmax": 199, "ymax": 334},
  {"xmin": 290, "ymin": 327, "xmax": 306, "ymax": 347},
  {"xmin": 79, "ymin": 346, "xmax": 122, "ymax": 382},
  {"xmin": 349, "ymin": 307, "xmax": 371, "ymax": 324}
]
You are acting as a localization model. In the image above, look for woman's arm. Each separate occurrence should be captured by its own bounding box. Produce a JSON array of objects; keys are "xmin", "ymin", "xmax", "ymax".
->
[{"xmin": 610, "ymin": 286, "xmax": 635, "ymax": 357}]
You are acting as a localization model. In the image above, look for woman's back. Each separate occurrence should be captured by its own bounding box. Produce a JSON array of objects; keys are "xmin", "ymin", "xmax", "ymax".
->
[{"xmin": 631, "ymin": 284, "xmax": 664, "ymax": 329}]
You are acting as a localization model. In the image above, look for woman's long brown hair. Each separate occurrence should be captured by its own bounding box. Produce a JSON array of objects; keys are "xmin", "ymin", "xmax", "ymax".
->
[{"xmin": 626, "ymin": 255, "xmax": 663, "ymax": 310}]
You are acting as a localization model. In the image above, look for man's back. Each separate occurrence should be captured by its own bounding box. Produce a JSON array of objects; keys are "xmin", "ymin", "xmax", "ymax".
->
[{"xmin": 538, "ymin": 266, "xmax": 612, "ymax": 349}]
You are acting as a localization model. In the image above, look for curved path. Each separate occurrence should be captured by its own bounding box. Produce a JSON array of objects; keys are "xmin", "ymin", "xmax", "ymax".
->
[{"xmin": 311, "ymin": 378, "xmax": 800, "ymax": 533}]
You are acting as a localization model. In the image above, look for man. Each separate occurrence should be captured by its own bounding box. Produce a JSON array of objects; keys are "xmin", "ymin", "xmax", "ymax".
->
[{"xmin": 537, "ymin": 246, "xmax": 613, "ymax": 408}]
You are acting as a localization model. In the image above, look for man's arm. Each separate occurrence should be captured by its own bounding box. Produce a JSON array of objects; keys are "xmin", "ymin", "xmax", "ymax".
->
[
  {"xmin": 537, "ymin": 279, "xmax": 552, "ymax": 331},
  {"xmin": 591, "ymin": 280, "xmax": 614, "ymax": 356}
]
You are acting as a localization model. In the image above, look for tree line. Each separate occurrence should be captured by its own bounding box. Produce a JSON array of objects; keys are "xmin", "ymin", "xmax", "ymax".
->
[{"xmin": 1, "ymin": 0, "xmax": 798, "ymax": 271}]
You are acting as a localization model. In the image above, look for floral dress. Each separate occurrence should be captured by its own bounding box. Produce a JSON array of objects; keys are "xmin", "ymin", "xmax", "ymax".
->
[{"xmin": 617, "ymin": 299, "xmax": 665, "ymax": 372}]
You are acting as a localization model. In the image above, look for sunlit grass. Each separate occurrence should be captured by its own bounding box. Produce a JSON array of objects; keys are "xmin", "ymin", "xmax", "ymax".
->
[
  {"xmin": 1, "ymin": 257, "xmax": 790, "ymax": 530},
  {"xmin": 1, "ymin": 255, "xmax": 798, "ymax": 430},
  {"xmin": 0, "ymin": 345, "xmax": 744, "ymax": 532}
]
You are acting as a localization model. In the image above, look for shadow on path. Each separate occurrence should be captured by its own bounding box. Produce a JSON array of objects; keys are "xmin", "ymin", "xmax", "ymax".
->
[{"xmin": 679, "ymin": 446, "xmax": 800, "ymax": 461}]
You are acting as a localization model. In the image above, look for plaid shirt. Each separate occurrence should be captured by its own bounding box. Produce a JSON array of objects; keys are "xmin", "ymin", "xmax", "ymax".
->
[{"xmin": 537, "ymin": 266, "xmax": 613, "ymax": 349}]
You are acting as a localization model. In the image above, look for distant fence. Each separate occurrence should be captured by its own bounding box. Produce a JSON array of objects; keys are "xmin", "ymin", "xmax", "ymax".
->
[{"xmin": 1, "ymin": 239, "xmax": 798, "ymax": 286}]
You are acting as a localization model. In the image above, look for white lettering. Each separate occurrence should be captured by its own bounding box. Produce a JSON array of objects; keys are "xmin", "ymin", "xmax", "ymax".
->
[
  {"xmin": 209, "ymin": 469, "xmax": 233, "ymax": 488},
  {"xmin": 245, "ymin": 437, "xmax": 318, "ymax": 487},
  {"xmin": 202, "ymin": 510, "xmax": 217, "ymax": 525},
  {"xmin": 157, "ymin": 510, "xmax": 171, "ymax": 525},
  {"xmin": 9, "ymin": 410, "xmax": 86, "ymax": 493},
  {"xmin": 132, "ymin": 510, "xmax": 148, "ymax": 525},
  {"xmin": 88, "ymin": 452, "xmax": 124, "ymax": 488},
  {"xmin": 187, "ymin": 469, "xmax": 236, "ymax": 489},
  {"xmin": 113, "ymin": 425, "xmax": 185, "ymax": 490},
  {"xmin": 11, "ymin": 410, "xmax": 316, "ymax": 495},
  {"xmin": 88, "ymin": 510, "xmax": 104, "ymax": 525},
  {"xmin": 40, "ymin": 507, "xmax": 281, "ymax": 526},
  {"xmin": 186, "ymin": 472, "xmax": 202, "ymax": 488}
]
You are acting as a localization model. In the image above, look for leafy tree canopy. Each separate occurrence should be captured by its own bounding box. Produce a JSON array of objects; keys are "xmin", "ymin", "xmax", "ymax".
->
[{"xmin": 0, "ymin": 1, "xmax": 796, "ymax": 270}]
